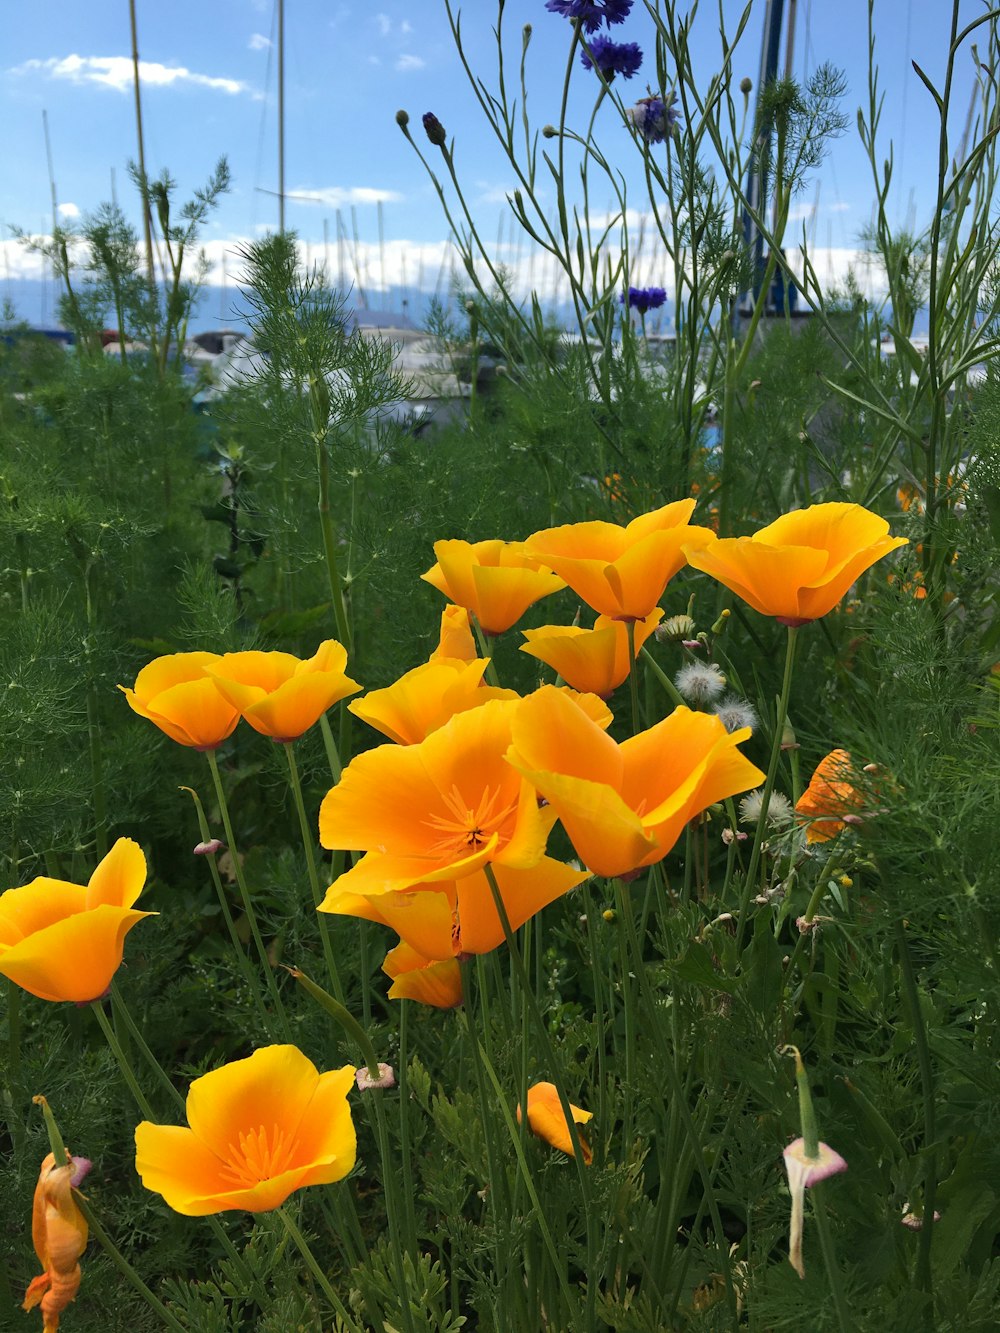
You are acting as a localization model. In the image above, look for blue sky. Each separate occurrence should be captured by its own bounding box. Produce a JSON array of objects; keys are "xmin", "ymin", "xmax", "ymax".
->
[{"xmin": 0, "ymin": 1, "xmax": 988, "ymax": 325}]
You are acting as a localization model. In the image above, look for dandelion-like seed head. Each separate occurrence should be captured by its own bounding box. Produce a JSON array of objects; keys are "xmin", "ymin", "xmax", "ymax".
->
[
  {"xmin": 738, "ymin": 788, "xmax": 794, "ymax": 828},
  {"xmin": 712, "ymin": 693, "xmax": 759, "ymax": 734},
  {"xmin": 674, "ymin": 660, "xmax": 726, "ymax": 704},
  {"xmin": 657, "ymin": 612, "xmax": 696, "ymax": 641}
]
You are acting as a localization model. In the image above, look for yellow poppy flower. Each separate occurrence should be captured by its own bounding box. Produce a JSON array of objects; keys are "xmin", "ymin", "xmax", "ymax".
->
[
  {"xmin": 322, "ymin": 857, "xmax": 586, "ymax": 958},
  {"xmin": 507, "ymin": 686, "xmax": 764, "ymax": 879},
  {"xmin": 0, "ymin": 839, "xmax": 153, "ymax": 1003},
  {"xmin": 319, "ymin": 700, "xmax": 555, "ymax": 896},
  {"xmin": 428, "ymin": 605, "xmax": 478, "ymax": 662},
  {"xmin": 517, "ymin": 1082, "xmax": 593, "ymax": 1164},
  {"xmin": 421, "ymin": 539, "xmax": 565, "ymax": 635},
  {"xmin": 521, "ymin": 609, "xmax": 663, "ymax": 697},
  {"xmin": 349, "ymin": 658, "xmax": 516, "ymax": 745},
  {"xmin": 381, "ymin": 941, "xmax": 464, "ymax": 1008},
  {"xmin": 134, "ymin": 1045, "xmax": 356, "ymax": 1215},
  {"xmin": 23, "ymin": 1152, "xmax": 89, "ymax": 1332},
  {"xmin": 119, "ymin": 652, "xmax": 240, "ymax": 749},
  {"xmin": 207, "ymin": 641, "xmax": 361, "ymax": 742},
  {"xmin": 794, "ymin": 749, "xmax": 864, "ymax": 843},
  {"xmin": 683, "ymin": 502, "xmax": 908, "ymax": 625},
  {"xmin": 523, "ymin": 500, "xmax": 714, "ymax": 621}
]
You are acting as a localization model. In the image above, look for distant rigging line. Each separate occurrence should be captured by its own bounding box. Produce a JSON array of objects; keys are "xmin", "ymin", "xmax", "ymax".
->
[{"xmin": 252, "ymin": 1, "xmax": 279, "ymax": 237}]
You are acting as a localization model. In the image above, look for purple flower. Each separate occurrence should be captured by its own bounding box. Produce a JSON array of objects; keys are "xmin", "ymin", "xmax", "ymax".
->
[
  {"xmin": 625, "ymin": 92, "xmax": 679, "ymax": 144},
  {"xmin": 545, "ymin": 1, "xmax": 634, "ymax": 32},
  {"xmin": 621, "ymin": 286, "xmax": 667, "ymax": 314},
  {"xmin": 581, "ymin": 36, "xmax": 643, "ymax": 81}
]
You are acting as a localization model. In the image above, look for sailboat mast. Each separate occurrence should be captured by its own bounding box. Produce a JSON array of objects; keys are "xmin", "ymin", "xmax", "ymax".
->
[{"xmin": 278, "ymin": 0, "xmax": 285, "ymax": 233}]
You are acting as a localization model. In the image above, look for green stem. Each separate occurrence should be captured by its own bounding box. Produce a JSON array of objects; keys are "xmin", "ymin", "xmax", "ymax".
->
[
  {"xmin": 626, "ymin": 620, "xmax": 641, "ymax": 735},
  {"xmin": 315, "ymin": 433, "xmax": 353, "ymax": 652},
  {"xmin": 284, "ymin": 741, "xmax": 345, "ymax": 1003},
  {"xmin": 180, "ymin": 785, "xmax": 273, "ymax": 1032},
  {"xmin": 286, "ymin": 966, "xmax": 380, "ymax": 1079},
  {"xmin": 811, "ymin": 1186, "xmax": 854, "ymax": 1332},
  {"xmin": 640, "ymin": 644, "xmax": 687, "ymax": 708},
  {"xmin": 471, "ymin": 615, "xmax": 501, "ymax": 686},
  {"xmin": 276, "ymin": 1204, "xmax": 359, "ymax": 1330},
  {"xmin": 205, "ymin": 750, "xmax": 293, "ymax": 1040},
  {"xmin": 896, "ymin": 917, "xmax": 938, "ymax": 1303},
  {"xmin": 90, "ymin": 999, "xmax": 155, "ymax": 1119},
  {"xmin": 736, "ymin": 625, "xmax": 799, "ymax": 953}
]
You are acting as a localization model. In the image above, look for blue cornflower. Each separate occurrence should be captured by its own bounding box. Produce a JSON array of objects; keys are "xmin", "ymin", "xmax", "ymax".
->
[
  {"xmin": 581, "ymin": 36, "xmax": 643, "ymax": 81},
  {"xmin": 625, "ymin": 92, "xmax": 679, "ymax": 144},
  {"xmin": 545, "ymin": 1, "xmax": 634, "ymax": 33},
  {"xmin": 620, "ymin": 286, "xmax": 667, "ymax": 314}
]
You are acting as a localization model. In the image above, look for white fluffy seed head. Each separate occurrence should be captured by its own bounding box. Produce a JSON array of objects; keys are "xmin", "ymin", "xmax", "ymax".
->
[{"xmin": 674, "ymin": 660, "xmax": 726, "ymax": 704}]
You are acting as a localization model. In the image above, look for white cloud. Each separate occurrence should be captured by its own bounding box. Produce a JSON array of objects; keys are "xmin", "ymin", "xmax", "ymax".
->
[
  {"xmin": 396, "ymin": 54, "xmax": 425, "ymax": 72},
  {"xmin": 12, "ymin": 55, "xmax": 257, "ymax": 97},
  {"xmin": 57, "ymin": 201, "xmax": 81, "ymax": 219},
  {"xmin": 401, "ymin": 20, "xmax": 413, "ymax": 35},
  {"xmin": 248, "ymin": 33, "xmax": 272, "ymax": 51},
  {"xmin": 288, "ymin": 186, "xmax": 403, "ymax": 208},
  {"xmin": 376, "ymin": 14, "xmax": 392, "ymax": 37}
]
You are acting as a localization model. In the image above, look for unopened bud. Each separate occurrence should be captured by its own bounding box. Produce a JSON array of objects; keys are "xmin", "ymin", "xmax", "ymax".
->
[
  {"xmin": 602, "ymin": 908, "xmax": 616, "ymax": 923},
  {"xmin": 422, "ymin": 112, "xmax": 447, "ymax": 147},
  {"xmin": 710, "ymin": 608, "xmax": 731, "ymax": 635},
  {"xmin": 542, "ymin": 124, "xmax": 559, "ymax": 139},
  {"xmin": 740, "ymin": 76, "xmax": 753, "ymax": 95},
  {"xmin": 780, "ymin": 717, "xmax": 799, "ymax": 751},
  {"xmin": 395, "ymin": 109, "xmax": 410, "ymax": 130},
  {"xmin": 194, "ymin": 839, "xmax": 225, "ymax": 856}
]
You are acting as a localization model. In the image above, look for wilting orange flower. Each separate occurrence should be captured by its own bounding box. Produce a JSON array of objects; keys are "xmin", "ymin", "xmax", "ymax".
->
[
  {"xmin": 429, "ymin": 605, "xmax": 478, "ymax": 662},
  {"xmin": 0, "ymin": 839, "xmax": 153, "ymax": 1003},
  {"xmin": 119, "ymin": 652, "xmax": 240, "ymax": 749},
  {"xmin": 23, "ymin": 1153, "xmax": 90, "ymax": 1332},
  {"xmin": 134, "ymin": 1045, "xmax": 356, "ymax": 1215},
  {"xmin": 319, "ymin": 699, "xmax": 556, "ymax": 897},
  {"xmin": 382, "ymin": 940, "xmax": 464, "ymax": 1008},
  {"xmin": 523, "ymin": 500, "xmax": 715, "ymax": 621},
  {"xmin": 421, "ymin": 539, "xmax": 565, "ymax": 635},
  {"xmin": 207, "ymin": 641, "xmax": 361, "ymax": 742},
  {"xmin": 521, "ymin": 609, "xmax": 663, "ymax": 696},
  {"xmin": 349, "ymin": 658, "xmax": 516, "ymax": 745},
  {"xmin": 517, "ymin": 1082, "xmax": 593, "ymax": 1164},
  {"xmin": 507, "ymin": 686, "xmax": 764, "ymax": 879},
  {"xmin": 323, "ymin": 857, "xmax": 586, "ymax": 960},
  {"xmin": 794, "ymin": 749, "xmax": 864, "ymax": 843},
  {"xmin": 683, "ymin": 502, "xmax": 908, "ymax": 626}
]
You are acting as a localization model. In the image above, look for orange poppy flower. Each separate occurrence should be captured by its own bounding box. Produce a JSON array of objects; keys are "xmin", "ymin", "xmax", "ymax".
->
[
  {"xmin": 517, "ymin": 1082, "xmax": 593, "ymax": 1164},
  {"xmin": 794, "ymin": 749, "xmax": 864, "ymax": 843},
  {"xmin": 381, "ymin": 941, "xmax": 464, "ymax": 1008},
  {"xmin": 207, "ymin": 641, "xmax": 361, "ymax": 742},
  {"xmin": 523, "ymin": 500, "xmax": 715, "ymax": 621},
  {"xmin": 428, "ymin": 605, "xmax": 478, "ymax": 662},
  {"xmin": 507, "ymin": 686, "xmax": 764, "ymax": 879},
  {"xmin": 119, "ymin": 652, "xmax": 240, "ymax": 749},
  {"xmin": 322, "ymin": 856, "xmax": 585, "ymax": 959},
  {"xmin": 421, "ymin": 539, "xmax": 565, "ymax": 635},
  {"xmin": 23, "ymin": 1152, "xmax": 89, "ymax": 1332},
  {"xmin": 0, "ymin": 839, "xmax": 153, "ymax": 1003},
  {"xmin": 682, "ymin": 502, "xmax": 908, "ymax": 625},
  {"xmin": 319, "ymin": 700, "xmax": 555, "ymax": 896},
  {"xmin": 349, "ymin": 658, "xmax": 516, "ymax": 745},
  {"xmin": 521, "ymin": 609, "xmax": 663, "ymax": 697},
  {"xmin": 134, "ymin": 1045, "xmax": 356, "ymax": 1215}
]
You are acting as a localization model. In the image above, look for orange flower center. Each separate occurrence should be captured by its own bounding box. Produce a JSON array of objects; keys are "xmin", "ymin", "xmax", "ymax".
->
[
  {"xmin": 221, "ymin": 1124, "xmax": 295, "ymax": 1186},
  {"xmin": 424, "ymin": 783, "xmax": 517, "ymax": 857}
]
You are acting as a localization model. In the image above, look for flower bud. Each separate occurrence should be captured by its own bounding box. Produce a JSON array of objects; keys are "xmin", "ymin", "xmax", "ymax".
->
[
  {"xmin": 194, "ymin": 839, "xmax": 225, "ymax": 856},
  {"xmin": 395, "ymin": 109, "xmax": 410, "ymax": 130},
  {"xmin": 422, "ymin": 112, "xmax": 447, "ymax": 147},
  {"xmin": 740, "ymin": 76, "xmax": 753, "ymax": 95},
  {"xmin": 542, "ymin": 124, "xmax": 559, "ymax": 139}
]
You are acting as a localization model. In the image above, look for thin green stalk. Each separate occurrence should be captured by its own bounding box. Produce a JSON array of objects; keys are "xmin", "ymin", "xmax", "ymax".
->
[
  {"xmin": 896, "ymin": 917, "xmax": 938, "ymax": 1304},
  {"xmin": 626, "ymin": 619, "xmax": 641, "ymax": 734},
  {"xmin": 735, "ymin": 625, "xmax": 799, "ymax": 954},
  {"xmin": 205, "ymin": 750, "xmax": 293, "ymax": 1040},
  {"xmin": 77, "ymin": 1189, "xmax": 189, "ymax": 1333},
  {"xmin": 180, "ymin": 785, "xmax": 274, "ymax": 1033},
  {"xmin": 471, "ymin": 615, "xmax": 501, "ymax": 686},
  {"xmin": 315, "ymin": 430, "xmax": 353, "ymax": 652},
  {"xmin": 640, "ymin": 644, "xmax": 687, "ymax": 708},
  {"xmin": 91, "ymin": 999, "xmax": 155, "ymax": 1119},
  {"xmin": 284, "ymin": 741, "xmax": 345, "ymax": 1003},
  {"xmin": 397, "ymin": 1000, "xmax": 420, "ymax": 1260},
  {"xmin": 811, "ymin": 1186, "xmax": 854, "ymax": 1332},
  {"xmin": 276, "ymin": 1204, "xmax": 359, "ymax": 1331}
]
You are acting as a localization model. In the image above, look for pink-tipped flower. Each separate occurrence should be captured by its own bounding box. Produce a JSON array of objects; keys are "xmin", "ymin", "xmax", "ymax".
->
[
  {"xmin": 355, "ymin": 1063, "xmax": 396, "ymax": 1092},
  {"xmin": 783, "ymin": 1137, "xmax": 848, "ymax": 1278}
]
